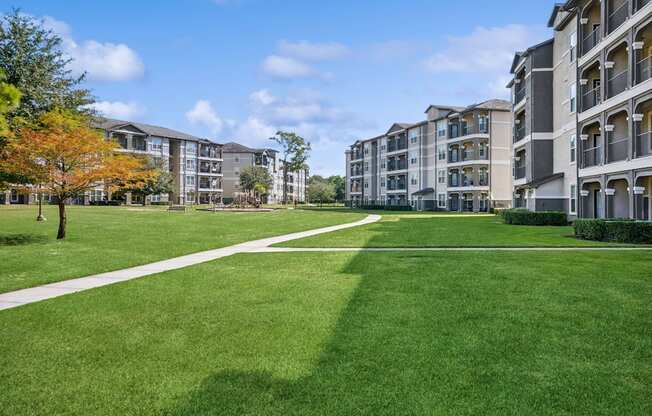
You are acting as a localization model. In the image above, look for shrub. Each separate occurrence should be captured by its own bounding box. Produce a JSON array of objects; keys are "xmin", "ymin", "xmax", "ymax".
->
[
  {"xmin": 358, "ymin": 204, "xmax": 413, "ymax": 211},
  {"xmin": 575, "ymin": 219, "xmax": 652, "ymax": 244},
  {"xmin": 150, "ymin": 202, "xmax": 168, "ymax": 206},
  {"xmin": 501, "ymin": 209, "xmax": 568, "ymax": 226}
]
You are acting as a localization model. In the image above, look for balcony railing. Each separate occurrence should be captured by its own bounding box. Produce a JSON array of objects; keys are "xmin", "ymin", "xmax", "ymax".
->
[
  {"xmin": 478, "ymin": 178, "xmax": 489, "ymax": 186},
  {"xmin": 607, "ymin": 69, "xmax": 628, "ymax": 98},
  {"xmin": 607, "ymin": 136, "xmax": 629, "ymax": 163},
  {"xmin": 636, "ymin": 131, "xmax": 652, "ymax": 157},
  {"xmin": 199, "ymin": 166, "xmax": 222, "ymax": 174},
  {"xmin": 351, "ymin": 152, "xmax": 363, "ymax": 160},
  {"xmin": 387, "ymin": 160, "xmax": 407, "ymax": 171},
  {"xmin": 350, "ymin": 169, "xmax": 363, "ymax": 176},
  {"xmin": 582, "ymin": 26, "xmax": 601, "ymax": 55},
  {"xmin": 387, "ymin": 182, "xmax": 407, "ymax": 191},
  {"xmin": 449, "ymin": 177, "xmax": 460, "ymax": 187},
  {"xmin": 387, "ymin": 140, "xmax": 408, "ymax": 153},
  {"xmin": 463, "ymin": 150, "xmax": 475, "ymax": 161},
  {"xmin": 583, "ymin": 145, "xmax": 602, "ymax": 167},
  {"xmin": 449, "ymin": 152, "xmax": 460, "ymax": 163},
  {"xmin": 514, "ymin": 125, "xmax": 526, "ymax": 142},
  {"xmin": 608, "ymin": 1, "xmax": 629, "ymax": 33},
  {"xmin": 514, "ymin": 166, "xmax": 526, "ymax": 179},
  {"xmin": 462, "ymin": 176, "xmax": 474, "ymax": 187},
  {"xmin": 582, "ymin": 87, "xmax": 602, "ymax": 112},
  {"xmin": 514, "ymin": 87, "xmax": 526, "ymax": 104},
  {"xmin": 636, "ymin": 55, "xmax": 652, "ymax": 84},
  {"xmin": 637, "ymin": 0, "xmax": 652, "ymax": 10}
]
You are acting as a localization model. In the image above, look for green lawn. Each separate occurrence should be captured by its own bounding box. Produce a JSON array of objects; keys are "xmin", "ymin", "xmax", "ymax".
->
[
  {"xmin": 1, "ymin": 251, "xmax": 650, "ymax": 415},
  {"xmin": 281, "ymin": 213, "xmax": 630, "ymax": 248},
  {"xmin": 0, "ymin": 205, "xmax": 364, "ymax": 293}
]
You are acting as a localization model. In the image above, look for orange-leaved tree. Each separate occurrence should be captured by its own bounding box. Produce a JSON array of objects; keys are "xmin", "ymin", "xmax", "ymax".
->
[{"xmin": 2, "ymin": 109, "xmax": 153, "ymax": 239}]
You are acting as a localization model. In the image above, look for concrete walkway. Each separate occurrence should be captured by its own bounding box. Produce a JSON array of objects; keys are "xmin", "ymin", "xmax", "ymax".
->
[
  {"xmin": 254, "ymin": 246, "xmax": 652, "ymax": 253},
  {"xmin": 0, "ymin": 214, "xmax": 381, "ymax": 311}
]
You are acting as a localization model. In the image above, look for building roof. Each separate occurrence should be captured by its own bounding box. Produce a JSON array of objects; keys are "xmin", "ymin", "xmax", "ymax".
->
[
  {"xmin": 424, "ymin": 104, "xmax": 466, "ymax": 114},
  {"xmin": 93, "ymin": 117, "xmax": 216, "ymax": 143},
  {"xmin": 509, "ymin": 38, "xmax": 554, "ymax": 74},
  {"xmin": 548, "ymin": 2, "xmax": 576, "ymax": 30},
  {"xmin": 222, "ymin": 142, "xmax": 256, "ymax": 153},
  {"xmin": 450, "ymin": 99, "xmax": 511, "ymax": 115},
  {"xmin": 411, "ymin": 187, "xmax": 435, "ymax": 196}
]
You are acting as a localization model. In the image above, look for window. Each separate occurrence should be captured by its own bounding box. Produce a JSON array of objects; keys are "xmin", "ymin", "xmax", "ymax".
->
[
  {"xmin": 235, "ymin": 170, "xmax": 240, "ymax": 176},
  {"xmin": 381, "ymin": 144, "xmax": 386, "ymax": 151},
  {"xmin": 411, "ymin": 175, "xmax": 417, "ymax": 185},
  {"xmin": 364, "ymin": 162, "xmax": 369, "ymax": 172},
  {"xmin": 234, "ymin": 156, "xmax": 240, "ymax": 163},
  {"xmin": 150, "ymin": 138, "xmax": 162, "ymax": 152},
  {"xmin": 437, "ymin": 121, "xmax": 447, "ymax": 138},
  {"xmin": 570, "ymin": 83, "xmax": 577, "ymax": 113},
  {"xmin": 438, "ymin": 169, "xmax": 446, "ymax": 184},
  {"xmin": 478, "ymin": 116, "xmax": 488, "ymax": 133},
  {"xmin": 381, "ymin": 178, "xmax": 385, "ymax": 187},
  {"xmin": 381, "ymin": 158, "xmax": 386, "ymax": 169},
  {"xmin": 364, "ymin": 146, "xmax": 369, "ymax": 155},
  {"xmin": 364, "ymin": 182, "xmax": 369, "ymax": 189},
  {"xmin": 437, "ymin": 144, "xmax": 446, "ymax": 161},
  {"xmin": 186, "ymin": 142, "xmax": 197, "ymax": 155},
  {"xmin": 570, "ymin": 184, "xmax": 577, "ymax": 214},
  {"xmin": 186, "ymin": 158, "xmax": 196, "ymax": 171},
  {"xmin": 185, "ymin": 175, "xmax": 195, "ymax": 186},
  {"xmin": 570, "ymin": 134, "xmax": 577, "ymax": 163},
  {"xmin": 569, "ymin": 32, "xmax": 577, "ymax": 63},
  {"xmin": 438, "ymin": 194, "xmax": 446, "ymax": 208},
  {"xmin": 410, "ymin": 157, "xmax": 417, "ymax": 165}
]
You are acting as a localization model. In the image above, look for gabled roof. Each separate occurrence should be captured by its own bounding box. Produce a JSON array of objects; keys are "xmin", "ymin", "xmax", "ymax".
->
[
  {"xmin": 386, "ymin": 123, "xmax": 413, "ymax": 135},
  {"xmin": 222, "ymin": 142, "xmax": 256, "ymax": 153},
  {"xmin": 548, "ymin": 2, "xmax": 576, "ymax": 30},
  {"xmin": 93, "ymin": 117, "xmax": 212, "ymax": 143},
  {"xmin": 450, "ymin": 99, "xmax": 511, "ymax": 116},
  {"xmin": 424, "ymin": 104, "xmax": 465, "ymax": 114},
  {"xmin": 509, "ymin": 38, "xmax": 554, "ymax": 74}
]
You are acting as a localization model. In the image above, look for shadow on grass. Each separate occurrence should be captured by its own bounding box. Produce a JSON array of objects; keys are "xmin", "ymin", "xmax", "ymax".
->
[
  {"xmin": 0, "ymin": 233, "xmax": 48, "ymax": 246},
  {"xmin": 164, "ymin": 244, "xmax": 650, "ymax": 415}
]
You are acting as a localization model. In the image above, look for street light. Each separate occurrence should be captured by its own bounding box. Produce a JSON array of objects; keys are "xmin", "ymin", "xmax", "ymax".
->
[{"xmin": 36, "ymin": 157, "xmax": 46, "ymax": 222}]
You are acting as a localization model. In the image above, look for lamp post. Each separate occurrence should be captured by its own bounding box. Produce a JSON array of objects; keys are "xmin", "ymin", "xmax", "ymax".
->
[{"xmin": 36, "ymin": 157, "xmax": 46, "ymax": 222}]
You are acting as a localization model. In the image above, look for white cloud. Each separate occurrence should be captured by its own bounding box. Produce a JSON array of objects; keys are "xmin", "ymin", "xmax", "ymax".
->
[
  {"xmin": 249, "ymin": 89, "xmax": 276, "ymax": 106},
  {"xmin": 424, "ymin": 24, "xmax": 548, "ymax": 74},
  {"xmin": 261, "ymin": 55, "xmax": 317, "ymax": 79},
  {"xmin": 278, "ymin": 40, "xmax": 350, "ymax": 61},
  {"xmin": 42, "ymin": 16, "xmax": 145, "ymax": 82},
  {"xmin": 89, "ymin": 101, "xmax": 145, "ymax": 120},
  {"xmin": 185, "ymin": 100, "xmax": 226, "ymax": 134}
]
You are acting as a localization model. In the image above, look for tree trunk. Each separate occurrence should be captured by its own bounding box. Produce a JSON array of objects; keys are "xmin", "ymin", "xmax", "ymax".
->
[{"xmin": 57, "ymin": 202, "xmax": 67, "ymax": 240}]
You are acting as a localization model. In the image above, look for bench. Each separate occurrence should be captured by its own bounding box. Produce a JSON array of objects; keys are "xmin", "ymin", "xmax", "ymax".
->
[{"xmin": 167, "ymin": 205, "xmax": 187, "ymax": 212}]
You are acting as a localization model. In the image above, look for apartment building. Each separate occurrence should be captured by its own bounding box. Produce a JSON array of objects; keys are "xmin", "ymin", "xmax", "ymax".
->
[
  {"xmin": 510, "ymin": 0, "xmax": 652, "ymax": 220},
  {"xmin": 1, "ymin": 118, "xmax": 224, "ymax": 206},
  {"xmin": 222, "ymin": 142, "xmax": 307, "ymax": 204},
  {"xmin": 345, "ymin": 100, "xmax": 513, "ymax": 212}
]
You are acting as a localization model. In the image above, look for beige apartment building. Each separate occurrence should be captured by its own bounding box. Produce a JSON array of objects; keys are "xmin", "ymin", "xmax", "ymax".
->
[
  {"xmin": 345, "ymin": 100, "xmax": 513, "ymax": 212},
  {"xmin": 510, "ymin": 0, "xmax": 652, "ymax": 220},
  {"xmin": 222, "ymin": 142, "xmax": 307, "ymax": 204}
]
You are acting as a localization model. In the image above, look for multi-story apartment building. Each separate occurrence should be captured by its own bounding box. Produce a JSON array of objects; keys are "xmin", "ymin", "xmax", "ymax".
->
[
  {"xmin": 1, "ymin": 118, "xmax": 224, "ymax": 206},
  {"xmin": 345, "ymin": 100, "xmax": 513, "ymax": 212},
  {"xmin": 222, "ymin": 142, "xmax": 307, "ymax": 204},
  {"xmin": 510, "ymin": 1, "xmax": 652, "ymax": 220}
]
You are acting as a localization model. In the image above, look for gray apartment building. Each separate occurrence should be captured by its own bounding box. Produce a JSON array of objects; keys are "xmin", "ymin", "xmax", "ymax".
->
[
  {"xmin": 345, "ymin": 100, "xmax": 513, "ymax": 212},
  {"xmin": 222, "ymin": 142, "xmax": 307, "ymax": 204},
  {"xmin": 1, "ymin": 118, "xmax": 225, "ymax": 206},
  {"xmin": 510, "ymin": 0, "xmax": 652, "ymax": 220}
]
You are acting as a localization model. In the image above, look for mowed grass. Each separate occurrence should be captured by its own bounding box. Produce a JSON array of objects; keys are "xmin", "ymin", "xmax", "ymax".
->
[
  {"xmin": 281, "ymin": 213, "xmax": 629, "ymax": 248},
  {"xmin": 0, "ymin": 205, "xmax": 364, "ymax": 293},
  {"xmin": 1, "ymin": 251, "xmax": 650, "ymax": 415}
]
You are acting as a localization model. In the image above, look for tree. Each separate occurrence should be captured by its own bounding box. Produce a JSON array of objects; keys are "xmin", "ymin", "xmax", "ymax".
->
[
  {"xmin": 328, "ymin": 175, "xmax": 345, "ymax": 202},
  {"xmin": 0, "ymin": 10, "xmax": 93, "ymax": 124},
  {"xmin": 1, "ymin": 109, "xmax": 152, "ymax": 239},
  {"xmin": 307, "ymin": 176, "xmax": 335, "ymax": 204},
  {"xmin": 0, "ymin": 69, "xmax": 20, "ymax": 138},
  {"xmin": 0, "ymin": 10, "xmax": 93, "ymax": 186},
  {"xmin": 239, "ymin": 166, "xmax": 272, "ymax": 203},
  {"xmin": 269, "ymin": 131, "xmax": 311, "ymax": 204},
  {"xmin": 122, "ymin": 157, "xmax": 174, "ymax": 205}
]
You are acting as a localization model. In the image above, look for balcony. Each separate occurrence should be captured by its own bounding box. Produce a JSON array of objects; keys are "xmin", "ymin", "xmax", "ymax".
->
[
  {"xmin": 636, "ymin": 131, "xmax": 652, "ymax": 157},
  {"xmin": 608, "ymin": 1, "xmax": 629, "ymax": 34},
  {"xmin": 636, "ymin": 55, "xmax": 652, "ymax": 84},
  {"xmin": 583, "ymin": 145, "xmax": 603, "ymax": 167},
  {"xmin": 582, "ymin": 26, "xmax": 601, "ymax": 56},
  {"xmin": 199, "ymin": 179, "xmax": 222, "ymax": 191},
  {"xmin": 514, "ymin": 125, "xmax": 526, "ymax": 142},
  {"xmin": 387, "ymin": 140, "xmax": 408, "ymax": 153},
  {"xmin": 449, "ymin": 176, "xmax": 460, "ymax": 187},
  {"xmin": 514, "ymin": 166, "xmax": 526, "ymax": 179},
  {"xmin": 387, "ymin": 182, "xmax": 407, "ymax": 191},
  {"xmin": 199, "ymin": 163, "xmax": 222, "ymax": 175},
  {"xmin": 582, "ymin": 86, "xmax": 602, "ymax": 112},
  {"xmin": 351, "ymin": 151, "xmax": 363, "ymax": 161},
  {"xmin": 199, "ymin": 145, "xmax": 222, "ymax": 159},
  {"xmin": 607, "ymin": 136, "xmax": 629, "ymax": 163},
  {"xmin": 607, "ymin": 69, "xmax": 628, "ymax": 98},
  {"xmin": 514, "ymin": 87, "xmax": 526, "ymax": 104},
  {"xmin": 638, "ymin": 0, "xmax": 652, "ymax": 10},
  {"xmin": 387, "ymin": 160, "xmax": 407, "ymax": 172},
  {"xmin": 350, "ymin": 168, "xmax": 363, "ymax": 177}
]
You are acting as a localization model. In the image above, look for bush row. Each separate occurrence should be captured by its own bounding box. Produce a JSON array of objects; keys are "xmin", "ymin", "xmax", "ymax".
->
[
  {"xmin": 574, "ymin": 219, "xmax": 652, "ymax": 244},
  {"xmin": 501, "ymin": 209, "xmax": 568, "ymax": 226},
  {"xmin": 358, "ymin": 204, "xmax": 413, "ymax": 211}
]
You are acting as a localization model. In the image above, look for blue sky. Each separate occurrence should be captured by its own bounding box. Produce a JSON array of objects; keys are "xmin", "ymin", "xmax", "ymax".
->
[{"xmin": 10, "ymin": 0, "xmax": 555, "ymax": 175}]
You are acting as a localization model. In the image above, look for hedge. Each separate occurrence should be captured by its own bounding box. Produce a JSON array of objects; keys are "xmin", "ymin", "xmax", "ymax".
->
[
  {"xmin": 501, "ymin": 209, "xmax": 568, "ymax": 226},
  {"xmin": 575, "ymin": 219, "xmax": 652, "ymax": 244},
  {"xmin": 358, "ymin": 204, "xmax": 413, "ymax": 211}
]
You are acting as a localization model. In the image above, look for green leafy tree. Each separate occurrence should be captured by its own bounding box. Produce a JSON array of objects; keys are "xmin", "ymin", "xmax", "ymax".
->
[
  {"xmin": 239, "ymin": 166, "xmax": 273, "ymax": 201},
  {"xmin": 328, "ymin": 175, "xmax": 345, "ymax": 202},
  {"xmin": 307, "ymin": 176, "xmax": 335, "ymax": 204},
  {"xmin": 0, "ymin": 9, "xmax": 93, "ymax": 125},
  {"xmin": 0, "ymin": 69, "xmax": 21, "ymax": 189},
  {"xmin": 128, "ymin": 157, "xmax": 174, "ymax": 205},
  {"xmin": 269, "ymin": 131, "xmax": 311, "ymax": 204}
]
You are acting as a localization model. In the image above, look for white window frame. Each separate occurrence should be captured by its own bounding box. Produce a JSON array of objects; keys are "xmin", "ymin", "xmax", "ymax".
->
[
  {"xmin": 570, "ymin": 134, "xmax": 577, "ymax": 164},
  {"xmin": 570, "ymin": 83, "xmax": 577, "ymax": 113},
  {"xmin": 437, "ymin": 193, "xmax": 446, "ymax": 208},
  {"xmin": 570, "ymin": 184, "xmax": 577, "ymax": 214},
  {"xmin": 569, "ymin": 32, "xmax": 577, "ymax": 63},
  {"xmin": 437, "ymin": 144, "xmax": 446, "ymax": 161},
  {"xmin": 437, "ymin": 169, "xmax": 446, "ymax": 184}
]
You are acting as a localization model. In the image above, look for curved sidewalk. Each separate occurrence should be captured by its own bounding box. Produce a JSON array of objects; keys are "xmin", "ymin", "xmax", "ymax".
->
[{"xmin": 0, "ymin": 214, "xmax": 381, "ymax": 311}]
